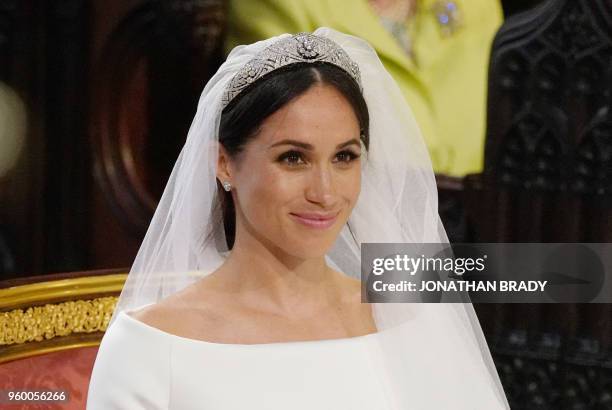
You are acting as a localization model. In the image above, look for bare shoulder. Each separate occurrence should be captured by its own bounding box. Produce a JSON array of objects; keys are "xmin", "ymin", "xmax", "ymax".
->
[
  {"xmin": 128, "ymin": 279, "xmax": 229, "ymax": 340},
  {"xmin": 128, "ymin": 299, "xmax": 185, "ymax": 333}
]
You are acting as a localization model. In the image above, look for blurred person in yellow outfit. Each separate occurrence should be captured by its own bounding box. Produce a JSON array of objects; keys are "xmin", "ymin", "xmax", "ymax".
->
[{"xmin": 226, "ymin": 0, "xmax": 503, "ymax": 176}]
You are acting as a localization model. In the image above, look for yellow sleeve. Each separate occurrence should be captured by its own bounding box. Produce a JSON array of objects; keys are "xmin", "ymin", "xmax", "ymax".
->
[{"xmin": 226, "ymin": 0, "xmax": 318, "ymax": 54}]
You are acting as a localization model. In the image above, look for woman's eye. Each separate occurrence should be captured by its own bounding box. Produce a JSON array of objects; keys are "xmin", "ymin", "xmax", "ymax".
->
[
  {"xmin": 278, "ymin": 151, "xmax": 306, "ymax": 166},
  {"xmin": 335, "ymin": 150, "xmax": 360, "ymax": 163}
]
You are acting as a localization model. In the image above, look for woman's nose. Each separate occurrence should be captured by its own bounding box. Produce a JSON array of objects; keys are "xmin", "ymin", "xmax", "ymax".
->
[{"xmin": 305, "ymin": 165, "xmax": 338, "ymax": 207}]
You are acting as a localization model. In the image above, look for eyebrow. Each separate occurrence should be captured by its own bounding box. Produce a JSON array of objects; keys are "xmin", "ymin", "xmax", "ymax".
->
[{"xmin": 269, "ymin": 138, "xmax": 361, "ymax": 150}]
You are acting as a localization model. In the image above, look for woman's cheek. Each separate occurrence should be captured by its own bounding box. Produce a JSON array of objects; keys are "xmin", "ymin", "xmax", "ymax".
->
[
  {"xmin": 252, "ymin": 171, "xmax": 291, "ymax": 220},
  {"xmin": 338, "ymin": 168, "xmax": 361, "ymax": 205}
]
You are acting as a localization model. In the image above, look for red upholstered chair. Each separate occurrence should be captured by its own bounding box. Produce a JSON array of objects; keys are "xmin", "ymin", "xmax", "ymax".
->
[{"xmin": 0, "ymin": 270, "xmax": 126, "ymax": 409}]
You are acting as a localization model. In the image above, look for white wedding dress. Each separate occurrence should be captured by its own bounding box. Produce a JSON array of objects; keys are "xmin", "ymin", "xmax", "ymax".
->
[
  {"xmin": 86, "ymin": 308, "xmax": 506, "ymax": 409},
  {"xmin": 87, "ymin": 310, "xmax": 392, "ymax": 409}
]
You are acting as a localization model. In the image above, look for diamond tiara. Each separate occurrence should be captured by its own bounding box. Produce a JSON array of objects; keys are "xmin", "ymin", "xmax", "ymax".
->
[{"xmin": 221, "ymin": 33, "xmax": 362, "ymax": 109}]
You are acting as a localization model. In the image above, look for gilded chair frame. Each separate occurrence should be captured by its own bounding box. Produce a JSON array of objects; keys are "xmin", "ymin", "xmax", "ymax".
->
[{"xmin": 0, "ymin": 270, "xmax": 127, "ymax": 363}]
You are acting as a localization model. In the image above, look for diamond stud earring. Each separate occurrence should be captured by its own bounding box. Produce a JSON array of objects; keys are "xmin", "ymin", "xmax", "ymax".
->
[{"xmin": 222, "ymin": 181, "xmax": 232, "ymax": 192}]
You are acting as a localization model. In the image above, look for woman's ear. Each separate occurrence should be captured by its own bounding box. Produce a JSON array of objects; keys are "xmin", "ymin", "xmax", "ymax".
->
[{"xmin": 216, "ymin": 144, "xmax": 232, "ymax": 183}]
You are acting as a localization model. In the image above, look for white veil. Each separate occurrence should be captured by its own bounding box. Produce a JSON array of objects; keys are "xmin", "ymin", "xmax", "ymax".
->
[{"xmin": 110, "ymin": 27, "xmax": 509, "ymax": 409}]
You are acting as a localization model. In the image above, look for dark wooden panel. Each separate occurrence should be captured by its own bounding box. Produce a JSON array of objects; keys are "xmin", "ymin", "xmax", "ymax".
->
[
  {"xmin": 89, "ymin": 0, "xmax": 226, "ymax": 272},
  {"xmin": 0, "ymin": 0, "xmax": 226, "ymax": 277},
  {"xmin": 466, "ymin": 1, "xmax": 612, "ymax": 407}
]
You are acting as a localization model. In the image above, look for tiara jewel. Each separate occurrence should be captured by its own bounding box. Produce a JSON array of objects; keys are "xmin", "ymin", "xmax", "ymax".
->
[{"xmin": 221, "ymin": 33, "xmax": 362, "ymax": 109}]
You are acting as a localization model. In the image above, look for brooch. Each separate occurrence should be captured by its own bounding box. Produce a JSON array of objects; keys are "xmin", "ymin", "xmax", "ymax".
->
[{"xmin": 431, "ymin": 1, "xmax": 463, "ymax": 36}]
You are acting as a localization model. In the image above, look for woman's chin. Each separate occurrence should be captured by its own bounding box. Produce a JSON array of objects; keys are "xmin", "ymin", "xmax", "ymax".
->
[
  {"xmin": 274, "ymin": 219, "xmax": 346, "ymax": 259},
  {"xmin": 281, "ymin": 237, "xmax": 336, "ymax": 260}
]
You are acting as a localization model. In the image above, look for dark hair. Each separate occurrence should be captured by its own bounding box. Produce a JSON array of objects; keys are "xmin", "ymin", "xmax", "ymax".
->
[{"xmin": 217, "ymin": 63, "xmax": 370, "ymax": 249}]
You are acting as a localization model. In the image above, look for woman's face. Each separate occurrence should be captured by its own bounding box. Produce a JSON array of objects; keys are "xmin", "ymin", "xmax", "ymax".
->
[{"xmin": 222, "ymin": 84, "xmax": 363, "ymax": 259}]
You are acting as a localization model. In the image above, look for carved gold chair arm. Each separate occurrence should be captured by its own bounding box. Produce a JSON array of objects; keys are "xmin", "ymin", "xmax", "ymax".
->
[{"xmin": 0, "ymin": 271, "xmax": 127, "ymax": 363}]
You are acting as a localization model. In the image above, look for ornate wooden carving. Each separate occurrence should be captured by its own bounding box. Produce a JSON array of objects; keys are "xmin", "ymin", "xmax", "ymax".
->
[
  {"xmin": 467, "ymin": 0, "xmax": 612, "ymax": 243},
  {"xmin": 465, "ymin": 0, "xmax": 612, "ymax": 409},
  {"xmin": 466, "ymin": 1, "xmax": 612, "ymax": 406},
  {"xmin": 493, "ymin": 330, "xmax": 612, "ymax": 409},
  {"xmin": 484, "ymin": 0, "xmax": 612, "ymax": 198}
]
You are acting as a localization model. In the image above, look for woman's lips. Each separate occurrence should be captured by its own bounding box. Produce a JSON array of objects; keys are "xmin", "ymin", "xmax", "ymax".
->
[{"xmin": 289, "ymin": 212, "xmax": 339, "ymax": 229}]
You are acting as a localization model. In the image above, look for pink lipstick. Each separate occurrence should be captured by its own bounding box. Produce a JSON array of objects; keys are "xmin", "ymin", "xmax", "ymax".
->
[{"xmin": 289, "ymin": 212, "xmax": 339, "ymax": 229}]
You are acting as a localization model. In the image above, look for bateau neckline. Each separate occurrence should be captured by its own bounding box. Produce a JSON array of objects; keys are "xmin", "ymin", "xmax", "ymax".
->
[{"xmin": 119, "ymin": 309, "xmax": 378, "ymax": 348}]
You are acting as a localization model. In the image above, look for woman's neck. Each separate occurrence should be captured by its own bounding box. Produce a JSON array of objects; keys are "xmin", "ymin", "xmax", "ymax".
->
[{"xmin": 211, "ymin": 232, "xmax": 343, "ymax": 317}]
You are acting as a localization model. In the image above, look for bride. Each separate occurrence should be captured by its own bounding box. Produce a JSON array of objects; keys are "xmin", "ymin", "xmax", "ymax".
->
[{"xmin": 87, "ymin": 28, "xmax": 509, "ymax": 409}]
